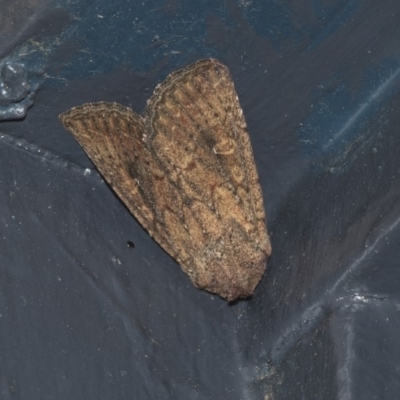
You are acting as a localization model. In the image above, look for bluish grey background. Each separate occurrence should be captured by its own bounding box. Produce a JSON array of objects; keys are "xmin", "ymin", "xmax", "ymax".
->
[{"xmin": 1, "ymin": 0, "xmax": 400, "ymax": 399}]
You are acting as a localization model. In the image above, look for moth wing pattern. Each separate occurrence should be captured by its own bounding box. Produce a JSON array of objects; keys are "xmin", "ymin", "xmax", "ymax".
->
[
  {"xmin": 59, "ymin": 103, "xmax": 178, "ymax": 257},
  {"xmin": 144, "ymin": 59, "xmax": 271, "ymax": 300},
  {"xmin": 60, "ymin": 58, "xmax": 271, "ymax": 301}
]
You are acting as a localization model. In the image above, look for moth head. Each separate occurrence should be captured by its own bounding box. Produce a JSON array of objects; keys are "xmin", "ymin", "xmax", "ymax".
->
[{"xmin": 194, "ymin": 233, "xmax": 267, "ymax": 301}]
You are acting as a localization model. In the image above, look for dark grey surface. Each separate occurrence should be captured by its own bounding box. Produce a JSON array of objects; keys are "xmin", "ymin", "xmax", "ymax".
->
[{"xmin": 1, "ymin": 0, "xmax": 400, "ymax": 399}]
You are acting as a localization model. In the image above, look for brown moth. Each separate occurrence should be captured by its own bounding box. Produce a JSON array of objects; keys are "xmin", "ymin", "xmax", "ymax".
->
[{"xmin": 59, "ymin": 58, "xmax": 271, "ymax": 301}]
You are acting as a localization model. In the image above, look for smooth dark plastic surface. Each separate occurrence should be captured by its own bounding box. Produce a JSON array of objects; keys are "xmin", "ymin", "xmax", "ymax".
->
[{"xmin": 1, "ymin": 1, "xmax": 400, "ymax": 399}]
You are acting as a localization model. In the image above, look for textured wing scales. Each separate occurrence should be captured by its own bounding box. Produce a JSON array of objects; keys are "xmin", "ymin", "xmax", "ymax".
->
[
  {"xmin": 60, "ymin": 102, "xmax": 177, "ymax": 256},
  {"xmin": 59, "ymin": 59, "xmax": 271, "ymax": 301},
  {"xmin": 145, "ymin": 59, "xmax": 271, "ymax": 299}
]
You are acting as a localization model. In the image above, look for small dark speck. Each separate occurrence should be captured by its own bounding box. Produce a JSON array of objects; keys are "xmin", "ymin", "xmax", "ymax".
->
[{"xmin": 127, "ymin": 241, "xmax": 135, "ymax": 248}]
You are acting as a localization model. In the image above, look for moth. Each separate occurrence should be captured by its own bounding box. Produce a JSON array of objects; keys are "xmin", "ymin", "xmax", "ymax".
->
[{"xmin": 59, "ymin": 58, "xmax": 271, "ymax": 301}]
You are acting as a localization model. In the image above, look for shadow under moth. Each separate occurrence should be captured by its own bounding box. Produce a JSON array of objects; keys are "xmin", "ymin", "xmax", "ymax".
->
[{"xmin": 59, "ymin": 58, "xmax": 271, "ymax": 301}]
